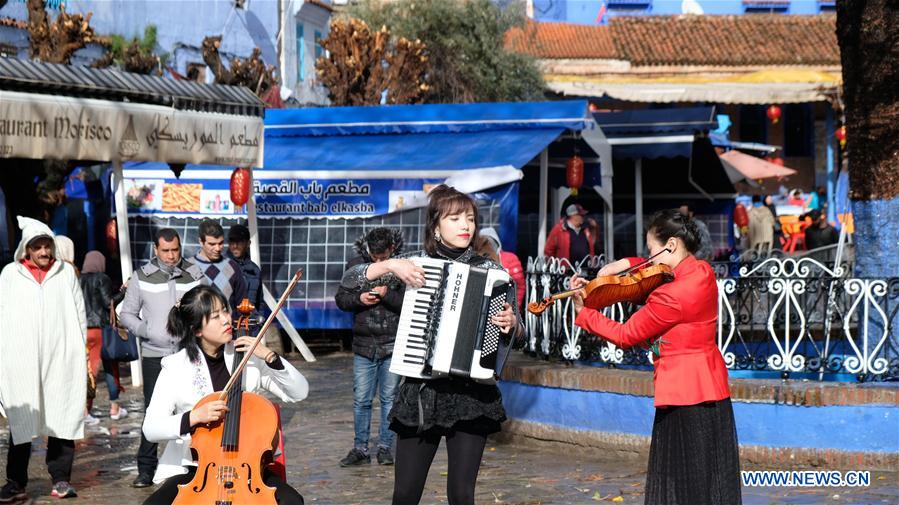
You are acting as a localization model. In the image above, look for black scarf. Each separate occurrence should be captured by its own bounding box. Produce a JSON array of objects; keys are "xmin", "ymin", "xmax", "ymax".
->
[{"xmin": 435, "ymin": 242, "xmax": 468, "ymax": 260}]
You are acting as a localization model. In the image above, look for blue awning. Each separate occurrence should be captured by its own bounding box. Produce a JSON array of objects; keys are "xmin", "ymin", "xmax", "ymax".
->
[
  {"xmin": 592, "ymin": 107, "xmax": 718, "ymax": 159},
  {"xmin": 263, "ymin": 129, "xmax": 564, "ymax": 173},
  {"xmin": 263, "ymin": 100, "xmax": 593, "ymax": 175},
  {"xmin": 265, "ymin": 100, "xmax": 591, "ymax": 137}
]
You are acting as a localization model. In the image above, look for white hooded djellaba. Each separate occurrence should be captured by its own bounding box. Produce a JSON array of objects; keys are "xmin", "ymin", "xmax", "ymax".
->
[{"xmin": 0, "ymin": 217, "xmax": 87, "ymax": 445}]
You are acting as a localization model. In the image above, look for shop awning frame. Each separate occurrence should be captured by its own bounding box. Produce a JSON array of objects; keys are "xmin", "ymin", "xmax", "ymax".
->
[{"xmin": 261, "ymin": 101, "xmax": 616, "ymax": 257}]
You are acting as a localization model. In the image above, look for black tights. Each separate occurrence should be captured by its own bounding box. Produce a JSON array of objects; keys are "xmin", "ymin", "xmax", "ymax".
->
[{"xmin": 392, "ymin": 429, "xmax": 487, "ymax": 505}]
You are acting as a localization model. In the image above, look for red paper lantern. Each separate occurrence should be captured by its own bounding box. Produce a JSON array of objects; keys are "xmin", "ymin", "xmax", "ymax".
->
[
  {"xmin": 230, "ymin": 167, "xmax": 251, "ymax": 207},
  {"xmin": 105, "ymin": 218, "xmax": 118, "ymax": 256},
  {"xmin": 766, "ymin": 105, "xmax": 781, "ymax": 124},
  {"xmin": 835, "ymin": 125, "xmax": 846, "ymax": 148},
  {"xmin": 733, "ymin": 204, "xmax": 749, "ymax": 232},
  {"xmin": 566, "ymin": 154, "xmax": 584, "ymax": 196}
]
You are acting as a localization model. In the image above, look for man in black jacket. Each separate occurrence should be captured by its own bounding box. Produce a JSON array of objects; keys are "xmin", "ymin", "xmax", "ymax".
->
[{"xmin": 335, "ymin": 228, "xmax": 404, "ymax": 467}]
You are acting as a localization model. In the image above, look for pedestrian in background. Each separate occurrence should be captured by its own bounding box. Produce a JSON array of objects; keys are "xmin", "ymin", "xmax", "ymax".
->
[
  {"xmin": 335, "ymin": 228, "xmax": 405, "ymax": 467},
  {"xmin": 544, "ymin": 203, "xmax": 597, "ymax": 264},
  {"xmin": 226, "ymin": 224, "xmax": 263, "ymax": 309},
  {"xmin": 80, "ymin": 251, "xmax": 128, "ymax": 421},
  {"xmin": 747, "ymin": 195, "xmax": 776, "ymax": 251},
  {"xmin": 678, "ymin": 204, "xmax": 713, "ymax": 261},
  {"xmin": 480, "ymin": 227, "xmax": 526, "ymax": 308},
  {"xmin": 192, "ymin": 220, "xmax": 248, "ymax": 317},
  {"xmin": 119, "ymin": 228, "xmax": 207, "ymax": 489},
  {"xmin": 0, "ymin": 217, "xmax": 87, "ymax": 500}
]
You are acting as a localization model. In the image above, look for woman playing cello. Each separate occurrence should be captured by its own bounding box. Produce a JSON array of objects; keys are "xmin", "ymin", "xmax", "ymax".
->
[
  {"xmin": 571, "ymin": 209, "xmax": 741, "ymax": 505},
  {"xmin": 141, "ymin": 285, "xmax": 308, "ymax": 505}
]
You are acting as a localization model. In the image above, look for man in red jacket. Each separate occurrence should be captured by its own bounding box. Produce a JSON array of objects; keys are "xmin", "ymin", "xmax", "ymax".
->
[{"xmin": 544, "ymin": 204, "xmax": 597, "ymax": 264}]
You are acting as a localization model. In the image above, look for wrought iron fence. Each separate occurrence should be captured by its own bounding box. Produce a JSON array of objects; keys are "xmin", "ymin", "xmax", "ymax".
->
[{"xmin": 523, "ymin": 252, "xmax": 899, "ymax": 382}]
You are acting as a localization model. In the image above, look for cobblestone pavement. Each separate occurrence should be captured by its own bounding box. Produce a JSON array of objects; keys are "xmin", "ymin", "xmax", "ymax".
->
[{"xmin": 2, "ymin": 352, "xmax": 897, "ymax": 504}]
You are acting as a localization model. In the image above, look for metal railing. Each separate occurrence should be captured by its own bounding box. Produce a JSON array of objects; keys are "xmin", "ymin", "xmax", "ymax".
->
[{"xmin": 523, "ymin": 253, "xmax": 898, "ymax": 382}]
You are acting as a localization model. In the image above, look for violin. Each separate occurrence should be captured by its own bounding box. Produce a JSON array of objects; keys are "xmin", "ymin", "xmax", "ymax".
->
[
  {"xmin": 527, "ymin": 251, "xmax": 674, "ymax": 315},
  {"xmin": 174, "ymin": 270, "xmax": 302, "ymax": 505}
]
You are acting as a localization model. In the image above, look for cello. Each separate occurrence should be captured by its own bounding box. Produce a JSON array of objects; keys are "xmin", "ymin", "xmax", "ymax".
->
[
  {"xmin": 528, "ymin": 250, "xmax": 674, "ymax": 315},
  {"xmin": 173, "ymin": 270, "xmax": 302, "ymax": 505}
]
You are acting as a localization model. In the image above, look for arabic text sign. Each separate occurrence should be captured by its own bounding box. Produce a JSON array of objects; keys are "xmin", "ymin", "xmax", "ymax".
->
[
  {"xmin": 124, "ymin": 177, "xmax": 434, "ymax": 218},
  {"xmin": 0, "ymin": 90, "xmax": 262, "ymax": 166},
  {"xmin": 254, "ymin": 179, "xmax": 385, "ymax": 216}
]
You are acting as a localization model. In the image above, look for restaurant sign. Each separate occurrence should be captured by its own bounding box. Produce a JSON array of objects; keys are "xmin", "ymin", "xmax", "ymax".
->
[{"xmin": 0, "ymin": 90, "xmax": 262, "ymax": 167}]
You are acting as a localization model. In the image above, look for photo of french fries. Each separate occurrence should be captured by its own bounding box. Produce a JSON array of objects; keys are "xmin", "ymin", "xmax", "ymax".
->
[{"xmin": 162, "ymin": 183, "xmax": 202, "ymax": 212}]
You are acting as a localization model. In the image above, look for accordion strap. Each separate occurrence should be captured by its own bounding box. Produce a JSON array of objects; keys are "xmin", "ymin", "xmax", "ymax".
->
[
  {"xmin": 495, "ymin": 327, "xmax": 522, "ymax": 380},
  {"xmin": 416, "ymin": 382, "xmax": 427, "ymax": 434}
]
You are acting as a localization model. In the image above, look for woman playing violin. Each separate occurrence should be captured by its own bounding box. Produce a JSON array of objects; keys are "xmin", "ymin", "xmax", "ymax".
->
[
  {"xmin": 571, "ymin": 209, "xmax": 741, "ymax": 505},
  {"xmin": 141, "ymin": 285, "xmax": 308, "ymax": 505}
]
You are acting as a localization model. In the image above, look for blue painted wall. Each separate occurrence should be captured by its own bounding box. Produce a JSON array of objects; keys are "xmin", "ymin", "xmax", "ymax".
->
[
  {"xmin": 0, "ymin": 0, "xmax": 279, "ymax": 76},
  {"xmin": 499, "ymin": 381, "xmax": 899, "ymax": 454},
  {"xmin": 531, "ymin": 0, "xmax": 833, "ymax": 25}
]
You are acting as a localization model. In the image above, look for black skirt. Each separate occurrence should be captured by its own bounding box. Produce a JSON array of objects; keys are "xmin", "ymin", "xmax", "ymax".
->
[
  {"xmin": 389, "ymin": 377, "xmax": 506, "ymax": 436},
  {"xmin": 645, "ymin": 398, "xmax": 742, "ymax": 505}
]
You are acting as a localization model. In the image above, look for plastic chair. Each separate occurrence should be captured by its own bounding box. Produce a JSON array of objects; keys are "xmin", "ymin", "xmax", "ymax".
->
[
  {"xmin": 778, "ymin": 216, "xmax": 805, "ymax": 253},
  {"xmin": 779, "ymin": 216, "xmax": 807, "ymax": 253}
]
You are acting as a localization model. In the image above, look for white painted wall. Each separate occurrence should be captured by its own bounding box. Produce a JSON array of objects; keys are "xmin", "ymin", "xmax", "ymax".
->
[{"xmin": 281, "ymin": 1, "xmax": 330, "ymax": 105}]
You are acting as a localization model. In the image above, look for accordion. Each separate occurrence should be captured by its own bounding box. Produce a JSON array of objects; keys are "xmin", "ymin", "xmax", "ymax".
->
[{"xmin": 390, "ymin": 257, "xmax": 512, "ymax": 382}]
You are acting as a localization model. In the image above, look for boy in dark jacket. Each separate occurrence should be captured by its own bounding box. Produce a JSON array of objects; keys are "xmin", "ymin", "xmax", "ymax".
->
[{"xmin": 334, "ymin": 228, "xmax": 404, "ymax": 467}]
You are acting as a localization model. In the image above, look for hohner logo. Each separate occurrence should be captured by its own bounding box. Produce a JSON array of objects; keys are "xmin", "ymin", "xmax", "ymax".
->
[{"xmin": 449, "ymin": 272, "xmax": 464, "ymax": 312}]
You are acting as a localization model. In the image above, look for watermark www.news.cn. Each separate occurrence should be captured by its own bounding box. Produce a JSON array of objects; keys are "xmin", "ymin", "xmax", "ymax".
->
[{"xmin": 742, "ymin": 471, "xmax": 871, "ymax": 487}]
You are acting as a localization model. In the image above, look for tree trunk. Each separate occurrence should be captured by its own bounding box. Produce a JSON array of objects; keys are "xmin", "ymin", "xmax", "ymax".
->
[
  {"xmin": 836, "ymin": 0, "xmax": 899, "ymax": 380},
  {"xmin": 836, "ymin": 0, "xmax": 899, "ymax": 277}
]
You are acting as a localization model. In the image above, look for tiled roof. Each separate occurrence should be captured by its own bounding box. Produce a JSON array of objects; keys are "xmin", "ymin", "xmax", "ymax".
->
[
  {"xmin": 505, "ymin": 15, "xmax": 839, "ymax": 67},
  {"xmin": 611, "ymin": 15, "xmax": 838, "ymax": 66},
  {"xmin": 504, "ymin": 20, "xmax": 618, "ymax": 59},
  {"xmin": 0, "ymin": 58, "xmax": 265, "ymax": 117}
]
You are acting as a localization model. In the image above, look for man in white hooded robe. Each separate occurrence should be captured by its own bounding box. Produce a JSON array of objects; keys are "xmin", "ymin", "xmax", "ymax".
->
[{"xmin": 0, "ymin": 217, "xmax": 86, "ymax": 501}]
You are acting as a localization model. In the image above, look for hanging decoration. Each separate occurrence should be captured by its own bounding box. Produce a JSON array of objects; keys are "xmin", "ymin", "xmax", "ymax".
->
[
  {"xmin": 835, "ymin": 125, "xmax": 847, "ymax": 148},
  {"xmin": 766, "ymin": 105, "xmax": 781, "ymax": 124},
  {"xmin": 733, "ymin": 204, "xmax": 749, "ymax": 235},
  {"xmin": 230, "ymin": 167, "xmax": 251, "ymax": 207},
  {"xmin": 566, "ymin": 153, "xmax": 584, "ymax": 196},
  {"xmin": 105, "ymin": 219, "xmax": 118, "ymax": 256}
]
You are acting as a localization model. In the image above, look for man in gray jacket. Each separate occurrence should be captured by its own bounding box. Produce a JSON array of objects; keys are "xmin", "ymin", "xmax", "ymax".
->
[{"xmin": 119, "ymin": 228, "xmax": 207, "ymax": 488}]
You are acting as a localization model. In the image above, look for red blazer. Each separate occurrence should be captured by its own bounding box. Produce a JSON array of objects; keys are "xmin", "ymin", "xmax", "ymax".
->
[{"xmin": 574, "ymin": 255, "xmax": 730, "ymax": 408}]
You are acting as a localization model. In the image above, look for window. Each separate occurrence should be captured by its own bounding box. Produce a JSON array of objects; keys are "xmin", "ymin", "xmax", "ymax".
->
[
  {"xmin": 818, "ymin": 0, "xmax": 836, "ymax": 12},
  {"xmin": 0, "ymin": 44, "xmax": 18, "ymax": 58},
  {"xmin": 186, "ymin": 63, "xmax": 206, "ymax": 83},
  {"xmin": 783, "ymin": 104, "xmax": 812, "ymax": 157},
  {"xmin": 738, "ymin": 105, "xmax": 767, "ymax": 145},
  {"xmin": 314, "ymin": 30, "xmax": 323, "ymax": 61},
  {"xmin": 295, "ymin": 22, "xmax": 305, "ymax": 82},
  {"xmin": 743, "ymin": 0, "xmax": 789, "ymax": 13},
  {"xmin": 607, "ymin": 0, "xmax": 651, "ymax": 14}
]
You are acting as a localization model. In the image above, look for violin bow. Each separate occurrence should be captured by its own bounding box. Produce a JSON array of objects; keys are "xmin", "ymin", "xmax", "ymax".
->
[
  {"xmin": 615, "ymin": 248, "xmax": 671, "ymax": 276},
  {"xmin": 219, "ymin": 269, "xmax": 303, "ymax": 400}
]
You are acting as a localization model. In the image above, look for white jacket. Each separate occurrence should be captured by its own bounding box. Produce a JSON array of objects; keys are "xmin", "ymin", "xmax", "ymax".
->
[
  {"xmin": 0, "ymin": 217, "xmax": 87, "ymax": 445},
  {"xmin": 142, "ymin": 345, "xmax": 309, "ymax": 483}
]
